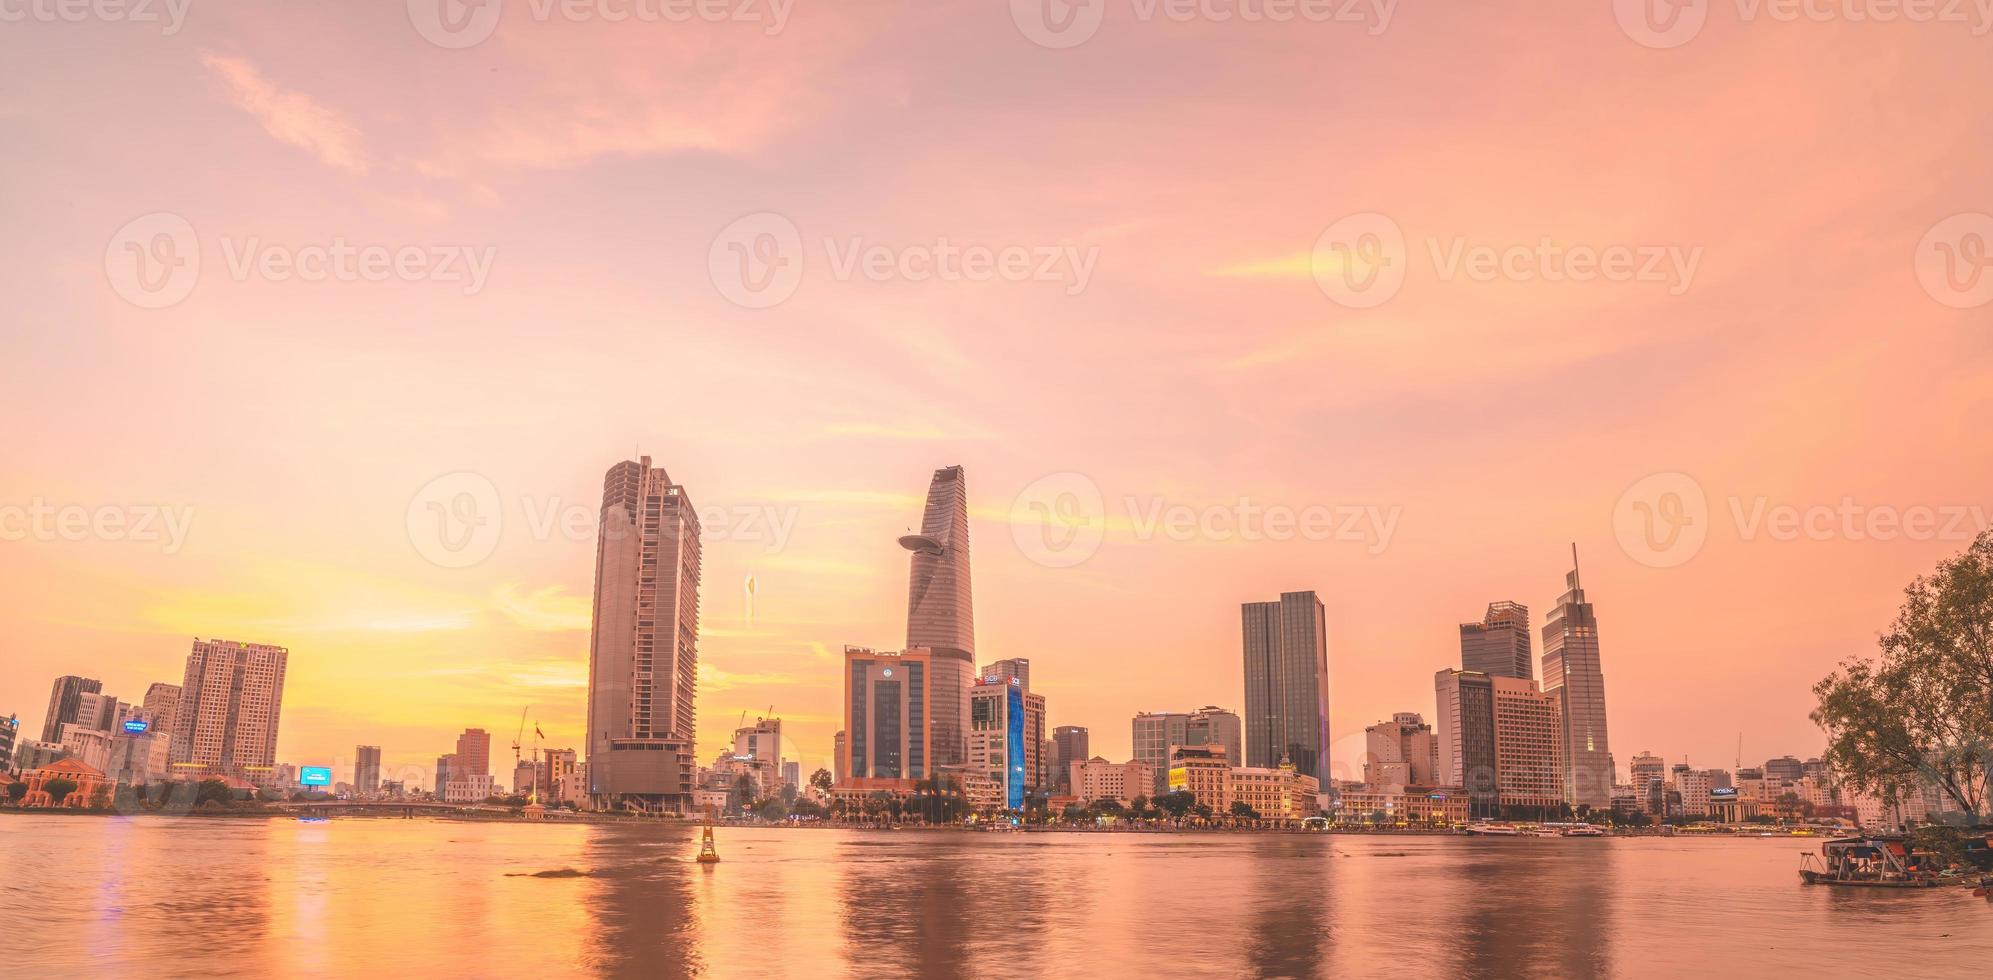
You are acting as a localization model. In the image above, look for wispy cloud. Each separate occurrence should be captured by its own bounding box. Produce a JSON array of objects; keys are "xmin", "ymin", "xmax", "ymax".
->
[{"xmin": 199, "ymin": 51, "xmax": 368, "ymax": 175}]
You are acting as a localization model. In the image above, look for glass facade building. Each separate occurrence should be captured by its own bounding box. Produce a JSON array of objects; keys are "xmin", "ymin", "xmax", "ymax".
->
[{"xmin": 1241, "ymin": 592, "xmax": 1331, "ymax": 789}]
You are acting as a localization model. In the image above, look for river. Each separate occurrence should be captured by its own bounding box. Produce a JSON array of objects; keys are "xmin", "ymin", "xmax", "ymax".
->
[{"xmin": 1, "ymin": 816, "xmax": 1984, "ymax": 977}]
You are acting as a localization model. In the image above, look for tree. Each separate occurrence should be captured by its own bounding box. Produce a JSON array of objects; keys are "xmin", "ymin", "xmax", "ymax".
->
[
  {"xmin": 810, "ymin": 768, "xmax": 834, "ymax": 797},
  {"xmin": 4, "ymin": 782, "xmax": 27, "ymax": 805},
  {"xmin": 1230, "ymin": 800, "xmax": 1262, "ymax": 821},
  {"xmin": 1155, "ymin": 791, "xmax": 1195, "ymax": 821},
  {"xmin": 43, "ymin": 778, "xmax": 78, "ymax": 806},
  {"xmin": 196, "ymin": 779, "xmax": 235, "ymax": 807},
  {"xmin": 1061, "ymin": 803, "xmax": 1088, "ymax": 822},
  {"xmin": 790, "ymin": 799, "xmax": 825, "ymax": 819},
  {"xmin": 727, "ymin": 774, "xmax": 756, "ymax": 817},
  {"xmin": 780, "ymin": 782, "xmax": 799, "ymax": 806},
  {"xmin": 755, "ymin": 796, "xmax": 789, "ymax": 822},
  {"xmin": 1814, "ymin": 531, "xmax": 1993, "ymax": 825},
  {"xmin": 1129, "ymin": 795, "xmax": 1151, "ymax": 820}
]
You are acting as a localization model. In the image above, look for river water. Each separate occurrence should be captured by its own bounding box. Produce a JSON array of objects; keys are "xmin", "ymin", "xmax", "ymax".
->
[{"xmin": 1, "ymin": 816, "xmax": 1984, "ymax": 978}]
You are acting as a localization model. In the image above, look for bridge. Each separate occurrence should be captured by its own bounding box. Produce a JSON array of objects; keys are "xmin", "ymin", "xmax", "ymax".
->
[{"xmin": 273, "ymin": 800, "xmax": 517, "ymax": 819}]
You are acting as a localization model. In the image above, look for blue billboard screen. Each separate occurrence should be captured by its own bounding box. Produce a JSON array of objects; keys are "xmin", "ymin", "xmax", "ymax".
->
[
  {"xmin": 300, "ymin": 767, "xmax": 333, "ymax": 787},
  {"xmin": 121, "ymin": 719, "xmax": 150, "ymax": 734}
]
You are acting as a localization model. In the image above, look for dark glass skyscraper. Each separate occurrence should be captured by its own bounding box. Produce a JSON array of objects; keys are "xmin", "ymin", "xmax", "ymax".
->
[
  {"xmin": 1459, "ymin": 601, "xmax": 1532, "ymax": 679},
  {"xmin": 1542, "ymin": 549, "xmax": 1612, "ymax": 808},
  {"xmin": 40, "ymin": 675, "xmax": 102, "ymax": 743},
  {"xmin": 1241, "ymin": 591, "xmax": 1331, "ymax": 789},
  {"xmin": 899, "ymin": 465, "xmax": 974, "ymax": 766}
]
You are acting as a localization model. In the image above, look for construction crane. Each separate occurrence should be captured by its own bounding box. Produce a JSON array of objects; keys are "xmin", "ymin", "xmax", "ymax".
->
[{"xmin": 511, "ymin": 706, "xmax": 530, "ymax": 769}]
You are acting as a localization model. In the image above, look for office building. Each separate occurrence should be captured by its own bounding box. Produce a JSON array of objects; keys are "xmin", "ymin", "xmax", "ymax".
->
[
  {"xmin": 1541, "ymin": 553, "xmax": 1612, "ymax": 807},
  {"xmin": 355, "ymin": 745, "xmax": 382, "ymax": 796},
  {"xmin": 1434, "ymin": 669, "xmax": 1498, "ymax": 812},
  {"xmin": 1052, "ymin": 725, "xmax": 1089, "ymax": 794},
  {"xmin": 1764, "ymin": 756, "xmax": 1806, "ymax": 782},
  {"xmin": 544, "ymin": 748, "xmax": 578, "ymax": 802},
  {"xmin": 1631, "ymin": 751, "xmax": 1667, "ymax": 813},
  {"xmin": 1363, "ymin": 712, "xmax": 1437, "ymax": 788},
  {"xmin": 1230, "ymin": 762, "xmax": 1321, "ymax": 822},
  {"xmin": 1069, "ymin": 757, "xmax": 1153, "ymax": 805},
  {"xmin": 981, "ymin": 658, "xmax": 1030, "ymax": 691},
  {"xmin": 733, "ymin": 716, "xmax": 782, "ymax": 768},
  {"xmin": 40, "ymin": 676, "xmax": 102, "ymax": 743},
  {"xmin": 1674, "ymin": 764, "xmax": 1714, "ymax": 817},
  {"xmin": 141, "ymin": 683, "xmax": 181, "ymax": 742},
  {"xmin": 0, "ymin": 713, "xmax": 17, "ymax": 771},
  {"xmin": 12, "ymin": 739, "xmax": 67, "ymax": 772},
  {"xmin": 1241, "ymin": 591, "xmax": 1331, "ymax": 789},
  {"xmin": 782, "ymin": 760, "xmax": 800, "ymax": 790},
  {"xmin": 586, "ymin": 457, "xmax": 701, "ymax": 813},
  {"xmin": 1460, "ymin": 601, "xmax": 1532, "ymax": 680},
  {"xmin": 73, "ymin": 691, "xmax": 122, "ymax": 734},
  {"xmin": 1492, "ymin": 676, "xmax": 1564, "ymax": 811},
  {"xmin": 898, "ymin": 465, "xmax": 976, "ymax": 767},
  {"xmin": 1166, "ymin": 743, "xmax": 1231, "ymax": 808},
  {"xmin": 832, "ymin": 730, "xmax": 847, "ymax": 784},
  {"xmin": 840, "ymin": 646, "xmax": 936, "ymax": 794},
  {"xmin": 434, "ymin": 753, "xmax": 455, "ymax": 796},
  {"xmin": 1133, "ymin": 706, "xmax": 1246, "ymax": 796},
  {"xmin": 456, "ymin": 729, "xmax": 492, "ymax": 776},
  {"xmin": 968, "ymin": 677, "xmax": 1030, "ymax": 810},
  {"xmin": 170, "ymin": 638, "xmax": 289, "ymax": 779}
]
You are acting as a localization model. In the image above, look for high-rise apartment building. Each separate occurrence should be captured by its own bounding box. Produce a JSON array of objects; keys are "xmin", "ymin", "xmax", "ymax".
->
[
  {"xmin": 1363, "ymin": 712, "xmax": 1438, "ymax": 788},
  {"xmin": 1241, "ymin": 591, "xmax": 1331, "ymax": 789},
  {"xmin": 840, "ymin": 646, "xmax": 936, "ymax": 793},
  {"xmin": 1434, "ymin": 669, "xmax": 1498, "ymax": 814},
  {"xmin": 355, "ymin": 745, "xmax": 382, "ymax": 796},
  {"xmin": 1491, "ymin": 676, "xmax": 1564, "ymax": 811},
  {"xmin": 1541, "ymin": 553, "xmax": 1612, "ymax": 807},
  {"xmin": 0, "ymin": 713, "xmax": 18, "ymax": 771},
  {"xmin": 40, "ymin": 676, "xmax": 102, "ymax": 742},
  {"xmin": 1460, "ymin": 601, "xmax": 1532, "ymax": 680},
  {"xmin": 169, "ymin": 639, "xmax": 289, "ymax": 778},
  {"xmin": 899, "ymin": 465, "xmax": 975, "ymax": 768},
  {"xmin": 586, "ymin": 457, "xmax": 701, "ymax": 813}
]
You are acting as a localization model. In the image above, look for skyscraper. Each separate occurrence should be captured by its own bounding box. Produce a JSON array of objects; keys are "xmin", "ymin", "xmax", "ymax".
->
[
  {"xmin": 0, "ymin": 713, "xmax": 18, "ymax": 771},
  {"xmin": 1052, "ymin": 725, "xmax": 1089, "ymax": 794},
  {"xmin": 1241, "ymin": 591, "xmax": 1331, "ymax": 790},
  {"xmin": 1491, "ymin": 676, "xmax": 1564, "ymax": 811},
  {"xmin": 841, "ymin": 646, "xmax": 936, "ymax": 790},
  {"xmin": 1541, "ymin": 549, "xmax": 1612, "ymax": 808},
  {"xmin": 586, "ymin": 457, "xmax": 701, "ymax": 813},
  {"xmin": 170, "ymin": 639, "xmax": 288, "ymax": 778},
  {"xmin": 979, "ymin": 660, "xmax": 1047, "ymax": 793},
  {"xmin": 1434, "ymin": 669, "xmax": 1497, "ymax": 814},
  {"xmin": 141, "ymin": 683, "xmax": 181, "ymax": 743},
  {"xmin": 355, "ymin": 745, "xmax": 382, "ymax": 796},
  {"xmin": 1459, "ymin": 601, "xmax": 1532, "ymax": 680},
  {"xmin": 40, "ymin": 675, "xmax": 101, "ymax": 743},
  {"xmin": 969, "ymin": 676, "xmax": 1029, "ymax": 810},
  {"xmin": 455, "ymin": 729, "xmax": 491, "ymax": 776},
  {"xmin": 899, "ymin": 465, "xmax": 974, "ymax": 767},
  {"xmin": 981, "ymin": 657, "xmax": 1029, "ymax": 690},
  {"xmin": 1133, "ymin": 707, "xmax": 1246, "ymax": 796}
]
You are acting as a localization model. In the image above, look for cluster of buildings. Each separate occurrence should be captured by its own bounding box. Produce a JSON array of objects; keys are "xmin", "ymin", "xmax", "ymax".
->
[{"xmin": 4, "ymin": 639, "xmax": 293, "ymax": 807}]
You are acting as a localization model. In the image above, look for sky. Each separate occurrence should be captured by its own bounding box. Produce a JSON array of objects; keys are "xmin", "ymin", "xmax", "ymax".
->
[{"xmin": 2, "ymin": 2, "xmax": 1991, "ymax": 790}]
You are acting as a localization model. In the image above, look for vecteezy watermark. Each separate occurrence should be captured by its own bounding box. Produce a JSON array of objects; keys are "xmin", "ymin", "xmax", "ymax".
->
[
  {"xmin": 405, "ymin": 471, "xmax": 800, "ymax": 568},
  {"xmin": 0, "ymin": 0, "xmax": 193, "ymax": 34},
  {"xmin": 1009, "ymin": 0, "xmax": 1396, "ymax": 50},
  {"xmin": 1310, "ymin": 211, "xmax": 1702, "ymax": 308},
  {"xmin": 1614, "ymin": 0, "xmax": 1993, "ymax": 49},
  {"xmin": 1009, "ymin": 471, "xmax": 1400, "ymax": 567},
  {"xmin": 104, "ymin": 213, "xmax": 498, "ymax": 308},
  {"xmin": 708, "ymin": 211, "xmax": 1100, "ymax": 309},
  {"xmin": 0, "ymin": 499, "xmax": 196, "ymax": 554},
  {"xmin": 1914, "ymin": 212, "xmax": 1993, "ymax": 309},
  {"xmin": 1613, "ymin": 470, "xmax": 1992, "ymax": 567},
  {"xmin": 406, "ymin": 0, "xmax": 794, "ymax": 49}
]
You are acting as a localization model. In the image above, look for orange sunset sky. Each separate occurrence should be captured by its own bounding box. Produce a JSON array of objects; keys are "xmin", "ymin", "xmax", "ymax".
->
[{"xmin": 2, "ymin": 3, "xmax": 1990, "ymax": 788}]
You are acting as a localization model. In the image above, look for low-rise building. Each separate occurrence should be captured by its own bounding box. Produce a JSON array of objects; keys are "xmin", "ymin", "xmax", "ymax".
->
[
  {"xmin": 1166, "ymin": 744, "xmax": 1231, "ymax": 812},
  {"xmin": 1069, "ymin": 757, "xmax": 1154, "ymax": 805},
  {"xmin": 20, "ymin": 758, "xmax": 110, "ymax": 809},
  {"xmin": 1230, "ymin": 763, "xmax": 1320, "ymax": 822},
  {"xmin": 443, "ymin": 773, "xmax": 495, "ymax": 803}
]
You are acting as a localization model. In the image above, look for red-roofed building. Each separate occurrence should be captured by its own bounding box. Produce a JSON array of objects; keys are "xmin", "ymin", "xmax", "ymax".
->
[{"xmin": 21, "ymin": 758, "xmax": 108, "ymax": 809}]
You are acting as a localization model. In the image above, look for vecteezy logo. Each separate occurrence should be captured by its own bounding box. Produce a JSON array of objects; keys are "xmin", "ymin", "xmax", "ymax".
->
[
  {"xmin": 408, "ymin": 0, "xmax": 504, "ymax": 49},
  {"xmin": 1914, "ymin": 212, "xmax": 1993, "ymax": 309},
  {"xmin": 406, "ymin": 471, "xmax": 503, "ymax": 568},
  {"xmin": 1613, "ymin": 471, "xmax": 1708, "ymax": 568},
  {"xmin": 105, "ymin": 212, "xmax": 200, "ymax": 309},
  {"xmin": 1009, "ymin": 472, "xmax": 1106, "ymax": 568},
  {"xmin": 1613, "ymin": 0, "xmax": 1707, "ymax": 49},
  {"xmin": 709, "ymin": 212, "xmax": 804, "ymax": 309},
  {"xmin": 1311, "ymin": 212, "xmax": 1405, "ymax": 309},
  {"xmin": 1010, "ymin": 0, "xmax": 1105, "ymax": 49}
]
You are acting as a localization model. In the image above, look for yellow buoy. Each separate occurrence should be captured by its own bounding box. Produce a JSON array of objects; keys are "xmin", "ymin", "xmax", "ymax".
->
[{"xmin": 697, "ymin": 822, "xmax": 720, "ymax": 864}]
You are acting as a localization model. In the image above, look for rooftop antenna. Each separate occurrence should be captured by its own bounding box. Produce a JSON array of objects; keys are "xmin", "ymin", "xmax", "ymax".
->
[{"xmin": 1571, "ymin": 542, "xmax": 1582, "ymax": 589}]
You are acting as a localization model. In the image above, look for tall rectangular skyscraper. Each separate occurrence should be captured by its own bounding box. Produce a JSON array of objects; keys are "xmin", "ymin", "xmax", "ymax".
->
[
  {"xmin": 456, "ymin": 728, "xmax": 491, "ymax": 776},
  {"xmin": 170, "ymin": 638, "xmax": 288, "ymax": 778},
  {"xmin": 841, "ymin": 646, "xmax": 936, "ymax": 788},
  {"xmin": 898, "ymin": 465, "xmax": 974, "ymax": 767},
  {"xmin": 1459, "ymin": 601, "xmax": 1532, "ymax": 679},
  {"xmin": 1434, "ymin": 668, "xmax": 1497, "ymax": 815},
  {"xmin": 586, "ymin": 457, "xmax": 701, "ymax": 812},
  {"xmin": 40, "ymin": 675, "xmax": 102, "ymax": 743},
  {"xmin": 355, "ymin": 745, "xmax": 382, "ymax": 795},
  {"xmin": 1241, "ymin": 591, "xmax": 1331, "ymax": 790},
  {"xmin": 1541, "ymin": 549, "xmax": 1612, "ymax": 808}
]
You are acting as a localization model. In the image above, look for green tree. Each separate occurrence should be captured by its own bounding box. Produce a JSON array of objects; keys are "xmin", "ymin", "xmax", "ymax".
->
[
  {"xmin": 755, "ymin": 796, "xmax": 789, "ymax": 822},
  {"xmin": 1814, "ymin": 531, "xmax": 1993, "ymax": 825},
  {"xmin": 4, "ymin": 782, "xmax": 27, "ymax": 805},
  {"xmin": 1155, "ymin": 790, "xmax": 1195, "ymax": 821},
  {"xmin": 810, "ymin": 768, "xmax": 834, "ymax": 796},
  {"xmin": 1230, "ymin": 800, "xmax": 1262, "ymax": 821},
  {"xmin": 727, "ymin": 774, "xmax": 756, "ymax": 817},
  {"xmin": 790, "ymin": 799, "xmax": 825, "ymax": 819},
  {"xmin": 196, "ymin": 779, "xmax": 235, "ymax": 807},
  {"xmin": 1061, "ymin": 803, "xmax": 1089, "ymax": 822},
  {"xmin": 43, "ymin": 777, "xmax": 78, "ymax": 806},
  {"xmin": 89, "ymin": 785, "xmax": 112, "ymax": 810}
]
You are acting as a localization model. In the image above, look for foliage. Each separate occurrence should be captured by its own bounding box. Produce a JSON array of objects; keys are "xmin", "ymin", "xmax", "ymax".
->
[
  {"xmin": 4, "ymin": 782, "xmax": 26, "ymax": 804},
  {"xmin": 789, "ymin": 799, "xmax": 825, "ymax": 819},
  {"xmin": 43, "ymin": 778, "xmax": 78, "ymax": 806},
  {"xmin": 1814, "ymin": 531, "xmax": 1993, "ymax": 825},
  {"xmin": 89, "ymin": 786, "xmax": 112, "ymax": 810},
  {"xmin": 1154, "ymin": 791, "xmax": 1195, "ymax": 820},
  {"xmin": 809, "ymin": 768, "xmax": 833, "ymax": 795},
  {"xmin": 195, "ymin": 779, "xmax": 236, "ymax": 807},
  {"xmin": 754, "ymin": 796, "xmax": 789, "ymax": 822},
  {"xmin": 1229, "ymin": 800, "xmax": 1261, "ymax": 821}
]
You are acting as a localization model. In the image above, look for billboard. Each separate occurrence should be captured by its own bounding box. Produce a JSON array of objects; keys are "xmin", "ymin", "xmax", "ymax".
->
[
  {"xmin": 121, "ymin": 719, "xmax": 150, "ymax": 734},
  {"xmin": 299, "ymin": 766, "xmax": 333, "ymax": 787}
]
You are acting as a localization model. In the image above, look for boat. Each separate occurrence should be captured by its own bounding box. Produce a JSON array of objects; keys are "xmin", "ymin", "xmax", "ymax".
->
[
  {"xmin": 1563, "ymin": 825, "xmax": 1609, "ymax": 837},
  {"xmin": 1465, "ymin": 822, "xmax": 1521, "ymax": 837},
  {"xmin": 1798, "ymin": 836, "xmax": 1991, "ymax": 889}
]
